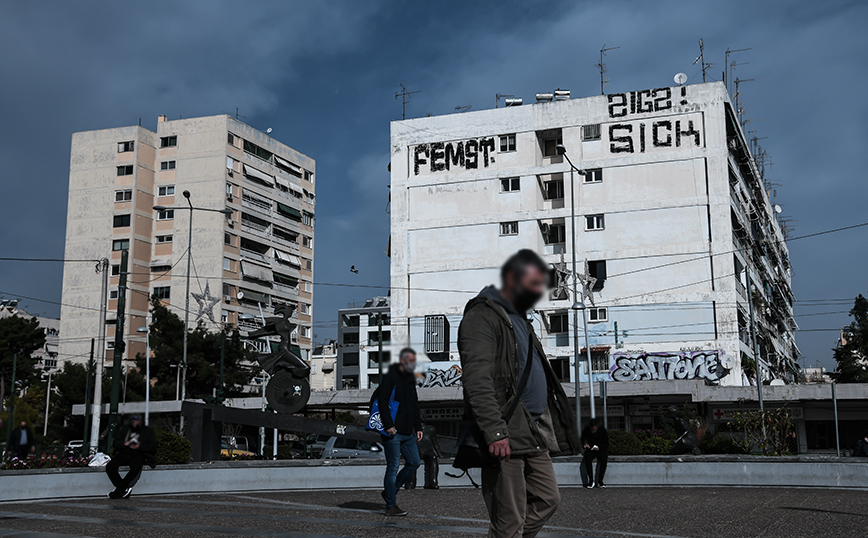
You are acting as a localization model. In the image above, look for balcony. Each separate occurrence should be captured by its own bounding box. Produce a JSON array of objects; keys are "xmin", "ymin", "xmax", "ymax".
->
[
  {"xmin": 240, "ymin": 247, "xmax": 268, "ymax": 263},
  {"xmin": 240, "ymin": 219, "xmax": 271, "ymax": 240},
  {"xmin": 735, "ymin": 277, "xmax": 747, "ymax": 300},
  {"xmin": 241, "ymin": 195, "xmax": 272, "ymax": 216},
  {"xmin": 273, "ymin": 282, "xmax": 299, "ymax": 295}
]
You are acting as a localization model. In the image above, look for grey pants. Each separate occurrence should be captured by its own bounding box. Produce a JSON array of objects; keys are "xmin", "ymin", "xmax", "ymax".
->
[{"xmin": 481, "ymin": 451, "xmax": 561, "ymax": 538}]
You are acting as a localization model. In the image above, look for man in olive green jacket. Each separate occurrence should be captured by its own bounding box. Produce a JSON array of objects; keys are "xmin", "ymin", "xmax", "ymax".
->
[{"xmin": 459, "ymin": 250, "xmax": 580, "ymax": 538}]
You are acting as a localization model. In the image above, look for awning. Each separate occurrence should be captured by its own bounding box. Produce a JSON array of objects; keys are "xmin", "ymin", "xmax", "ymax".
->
[
  {"xmin": 277, "ymin": 203, "xmax": 302, "ymax": 219},
  {"xmin": 149, "ymin": 259, "xmax": 172, "ymax": 267},
  {"xmin": 243, "ymin": 165, "xmax": 275, "ymax": 186},
  {"xmin": 274, "ymin": 272, "xmax": 299, "ymax": 286},
  {"xmin": 275, "ymin": 175, "xmax": 291, "ymax": 188},
  {"xmin": 273, "ymin": 249, "xmax": 302, "ymax": 266},
  {"xmin": 274, "ymin": 155, "xmax": 303, "ymax": 176},
  {"xmin": 226, "ymin": 156, "xmax": 235, "ymax": 170},
  {"xmin": 45, "ymin": 344, "xmax": 59, "ymax": 354},
  {"xmin": 240, "ymin": 260, "xmax": 274, "ymax": 282},
  {"xmin": 238, "ymin": 289, "xmax": 268, "ymax": 303}
]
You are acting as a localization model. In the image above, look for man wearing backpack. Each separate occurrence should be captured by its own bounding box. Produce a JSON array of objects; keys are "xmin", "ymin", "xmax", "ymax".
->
[
  {"xmin": 459, "ymin": 249, "xmax": 580, "ymax": 537},
  {"xmin": 377, "ymin": 348, "xmax": 422, "ymax": 516}
]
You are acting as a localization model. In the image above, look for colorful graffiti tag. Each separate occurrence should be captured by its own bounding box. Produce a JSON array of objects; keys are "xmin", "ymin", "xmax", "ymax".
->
[
  {"xmin": 610, "ymin": 350, "xmax": 732, "ymax": 382},
  {"xmin": 415, "ymin": 364, "xmax": 463, "ymax": 388}
]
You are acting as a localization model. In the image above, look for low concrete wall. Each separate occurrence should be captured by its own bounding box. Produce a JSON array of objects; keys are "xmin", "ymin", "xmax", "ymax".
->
[{"xmin": 2, "ymin": 456, "xmax": 866, "ymax": 503}]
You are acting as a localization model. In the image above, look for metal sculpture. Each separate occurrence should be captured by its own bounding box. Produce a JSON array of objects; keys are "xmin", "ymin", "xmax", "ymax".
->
[{"xmin": 247, "ymin": 304, "xmax": 311, "ymax": 414}]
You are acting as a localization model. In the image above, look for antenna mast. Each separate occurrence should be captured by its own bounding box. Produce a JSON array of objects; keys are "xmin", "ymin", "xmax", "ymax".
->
[
  {"xmin": 724, "ymin": 47, "xmax": 751, "ymax": 93},
  {"xmin": 395, "ymin": 83, "xmax": 420, "ymax": 120},
  {"xmin": 597, "ymin": 44, "xmax": 620, "ymax": 94},
  {"xmin": 694, "ymin": 39, "xmax": 713, "ymax": 83}
]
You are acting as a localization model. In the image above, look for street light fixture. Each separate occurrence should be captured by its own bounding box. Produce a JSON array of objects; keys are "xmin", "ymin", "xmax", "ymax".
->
[
  {"xmin": 556, "ymin": 143, "xmax": 597, "ymax": 425},
  {"xmin": 136, "ymin": 323, "xmax": 150, "ymax": 426},
  {"xmin": 153, "ymin": 192, "xmax": 233, "ymax": 431}
]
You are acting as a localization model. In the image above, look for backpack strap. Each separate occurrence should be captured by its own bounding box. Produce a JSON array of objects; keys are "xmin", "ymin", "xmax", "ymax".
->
[{"xmin": 503, "ymin": 336, "xmax": 535, "ymax": 423}]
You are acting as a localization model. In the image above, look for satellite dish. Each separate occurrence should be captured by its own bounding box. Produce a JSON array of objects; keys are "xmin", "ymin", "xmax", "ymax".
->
[
  {"xmin": 266, "ymin": 127, "xmax": 273, "ymax": 134},
  {"xmin": 770, "ymin": 379, "xmax": 785, "ymax": 386},
  {"xmin": 674, "ymin": 73, "xmax": 688, "ymax": 85},
  {"xmin": 774, "ymin": 204, "xmax": 783, "ymax": 214},
  {"xmin": 236, "ymin": 291, "xmax": 244, "ymax": 300}
]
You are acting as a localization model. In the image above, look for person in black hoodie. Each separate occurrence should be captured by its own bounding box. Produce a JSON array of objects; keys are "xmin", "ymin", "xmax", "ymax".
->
[
  {"xmin": 105, "ymin": 415, "xmax": 157, "ymax": 499},
  {"xmin": 581, "ymin": 419, "xmax": 609, "ymax": 488},
  {"xmin": 378, "ymin": 348, "xmax": 422, "ymax": 516}
]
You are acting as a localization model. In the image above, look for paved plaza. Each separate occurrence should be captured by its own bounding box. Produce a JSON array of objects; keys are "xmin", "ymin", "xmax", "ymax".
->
[{"xmin": 0, "ymin": 486, "xmax": 865, "ymax": 537}]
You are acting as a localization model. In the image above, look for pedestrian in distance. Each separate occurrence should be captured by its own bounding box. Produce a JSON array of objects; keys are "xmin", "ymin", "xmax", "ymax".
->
[
  {"xmin": 581, "ymin": 418, "xmax": 609, "ymax": 488},
  {"xmin": 418, "ymin": 423, "xmax": 443, "ymax": 489},
  {"xmin": 378, "ymin": 348, "xmax": 423, "ymax": 516},
  {"xmin": 9, "ymin": 421, "xmax": 36, "ymax": 460},
  {"xmin": 105, "ymin": 414, "xmax": 157, "ymax": 499},
  {"xmin": 459, "ymin": 249, "xmax": 580, "ymax": 538},
  {"xmin": 854, "ymin": 430, "xmax": 868, "ymax": 457}
]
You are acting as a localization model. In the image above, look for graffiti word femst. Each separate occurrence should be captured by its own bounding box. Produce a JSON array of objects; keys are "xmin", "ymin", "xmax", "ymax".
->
[{"xmin": 413, "ymin": 137, "xmax": 496, "ymax": 175}]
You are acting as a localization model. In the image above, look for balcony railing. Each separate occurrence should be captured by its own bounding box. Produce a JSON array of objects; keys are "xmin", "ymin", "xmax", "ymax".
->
[
  {"xmin": 242, "ymin": 196, "xmax": 273, "ymax": 216},
  {"xmin": 241, "ymin": 220, "xmax": 271, "ymax": 239},
  {"xmin": 735, "ymin": 277, "xmax": 747, "ymax": 299},
  {"xmin": 240, "ymin": 248, "xmax": 268, "ymax": 263}
]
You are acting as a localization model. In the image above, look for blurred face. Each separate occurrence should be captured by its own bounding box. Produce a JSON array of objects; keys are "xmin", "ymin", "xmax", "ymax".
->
[
  {"xmin": 130, "ymin": 417, "xmax": 142, "ymax": 429},
  {"xmin": 19, "ymin": 421, "xmax": 26, "ymax": 429},
  {"xmin": 591, "ymin": 424, "xmax": 598, "ymax": 433},
  {"xmin": 506, "ymin": 265, "xmax": 547, "ymax": 312},
  {"xmin": 400, "ymin": 352, "xmax": 417, "ymax": 373}
]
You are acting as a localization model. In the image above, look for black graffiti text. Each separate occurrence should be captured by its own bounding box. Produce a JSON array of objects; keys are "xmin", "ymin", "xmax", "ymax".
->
[
  {"xmin": 609, "ymin": 119, "xmax": 701, "ymax": 154},
  {"xmin": 413, "ymin": 137, "xmax": 496, "ymax": 175},
  {"xmin": 608, "ymin": 87, "xmax": 684, "ymax": 118}
]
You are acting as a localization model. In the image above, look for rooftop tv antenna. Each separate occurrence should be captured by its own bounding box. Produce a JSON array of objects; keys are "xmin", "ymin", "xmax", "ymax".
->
[
  {"xmin": 723, "ymin": 47, "xmax": 751, "ymax": 92},
  {"xmin": 395, "ymin": 83, "xmax": 420, "ymax": 120},
  {"xmin": 496, "ymin": 93, "xmax": 515, "ymax": 108},
  {"xmin": 733, "ymin": 77, "xmax": 754, "ymax": 124},
  {"xmin": 694, "ymin": 39, "xmax": 713, "ymax": 82},
  {"xmin": 454, "ymin": 105, "xmax": 472, "ymax": 113},
  {"xmin": 596, "ymin": 44, "xmax": 620, "ymax": 94}
]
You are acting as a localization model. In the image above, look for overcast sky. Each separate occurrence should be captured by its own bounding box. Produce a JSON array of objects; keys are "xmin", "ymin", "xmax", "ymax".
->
[{"xmin": 1, "ymin": 0, "xmax": 866, "ymax": 370}]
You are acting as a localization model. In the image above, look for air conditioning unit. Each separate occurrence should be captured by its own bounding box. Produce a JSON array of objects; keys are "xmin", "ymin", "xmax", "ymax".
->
[
  {"xmin": 226, "ymin": 193, "xmax": 234, "ymax": 201},
  {"xmin": 228, "ymin": 219, "xmax": 235, "ymax": 227},
  {"xmin": 224, "ymin": 295, "xmax": 232, "ymax": 303}
]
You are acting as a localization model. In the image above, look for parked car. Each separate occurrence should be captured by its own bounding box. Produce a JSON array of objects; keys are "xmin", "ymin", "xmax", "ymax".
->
[
  {"xmin": 320, "ymin": 436, "xmax": 384, "ymax": 460},
  {"xmin": 221, "ymin": 436, "xmax": 256, "ymax": 458},
  {"xmin": 307, "ymin": 434, "xmax": 332, "ymax": 458},
  {"xmin": 64, "ymin": 440, "xmax": 84, "ymax": 457}
]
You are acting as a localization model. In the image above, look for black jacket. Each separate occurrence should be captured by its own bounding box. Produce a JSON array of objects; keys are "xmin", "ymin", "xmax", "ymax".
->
[
  {"xmin": 377, "ymin": 363, "xmax": 422, "ymax": 435},
  {"xmin": 113, "ymin": 424, "xmax": 158, "ymax": 467},
  {"xmin": 418, "ymin": 424, "xmax": 442, "ymax": 457},
  {"xmin": 10, "ymin": 427, "xmax": 36, "ymax": 453},
  {"xmin": 581, "ymin": 426, "xmax": 610, "ymax": 453},
  {"xmin": 854, "ymin": 438, "xmax": 868, "ymax": 457}
]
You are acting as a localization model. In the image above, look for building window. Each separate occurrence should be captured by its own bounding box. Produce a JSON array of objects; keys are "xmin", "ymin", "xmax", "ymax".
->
[
  {"xmin": 305, "ymin": 259, "xmax": 312, "ymax": 270},
  {"xmin": 585, "ymin": 214, "xmax": 605, "ymax": 231},
  {"xmin": 300, "ymin": 303, "xmax": 310, "ymax": 315},
  {"xmin": 342, "ymin": 353, "xmax": 359, "ymax": 367},
  {"xmin": 500, "ymin": 221, "xmax": 519, "ymax": 236},
  {"xmin": 109, "ymin": 290, "xmax": 119, "ymax": 300},
  {"xmin": 591, "ymin": 350, "xmax": 610, "ymax": 372},
  {"xmin": 223, "ymin": 257, "xmax": 235, "ymax": 272},
  {"xmin": 117, "ymin": 165, "xmax": 133, "ymax": 176},
  {"xmin": 543, "ymin": 137, "xmax": 563, "ymax": 157},
  {"xmin": 112, "ymin": 239, "xmax": 129, "ymax": 251},
  {"xmin": 588, "ymin": 307, "xmax": 608, "ymax": 322},
  {"xmin": 157, "ymin": 209, "xmax": 174, "ymax": 220},
  {"xmin": 582, "ymin": 124, "xmax": 601, "ymax": 141},
  {"xmin": 499, "ymin": 134, "xmax": 516, "ymax": 152},
  {"xmin": 160, "ymin": 136, "xmax": 177, "ymax": 148},
  {"xmin": 302, "ymin": 212, "xmax": 314, "ymax": 226},
  {"xmin": 115, "ymin": 190, "xmax": 132, "ymax": 202},
  {"xmin": 549, "ymin": 312, "xmax": 569, "ymax": 334},
  {"xmin": 300, "ymin": 326, "xmax": 310, "ymax": 338},
  {"xmin": 156, "ymin": 235, "xmax": 173, "ymax": 243},
  {"xmin": 542, "ymin": 222, "xmax": 566, "ymax": 245},
  {"xmin": 500, "ymin": 177, "xmax": 520, "ymax": 192},
  {"xmin": 113, "ymin": 214, "xmax": 131, "ymax": 228},
  {"xmin": 111, "ymin": 264, "xmax": 120, "ymax": 276},
  {"xmin": 545, "ymin": 180, "xmax": 564, "ymax": 200},
  {"xmin": 228, "ymin": 132, "xmax": 240, "ymax": 147},
  {"xmin": 151, "ymin": 264, "xmax": 172, "ymax": 273},
  {"xmin": 584, "ymin": 168, "xmax": 603, "ymax": 184},
  {"xmin": 224, "ymin": 232, "xmax": 233, "ymax": 246},
  {"xmin": 302, "ymin": 236, "xmax": 312, "ymax": 248},
  {"xmin": 118, "ymin": 141, "xmax": 135, "ymax": 153},
  {"xmin": 160, "ymin": 161, "xmax": 176, "ymax": 171},
  {"xmin": 158, "ymin": 185, "xmax": 175, "ymax": 196},
  {"xmin": 152, "ymin": 286, "xmax": 171, "ymax": 300},
  {"xmin": 588, "ymin": 260, "xmax": 606, "ymax": 290}
]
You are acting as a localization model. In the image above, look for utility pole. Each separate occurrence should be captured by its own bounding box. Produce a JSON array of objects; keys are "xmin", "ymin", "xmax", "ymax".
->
[
  {"xmin": 83, "ymin": 339, "xmax": 94, "ymax": 452},
  {"xmin": 4, "ymin": 354, "xmax": 17, "ymax": 458},
  {"xmin": 89, "ymin": 258, "xmax": 109, "ymax": 452},
  {"xmin": 377, "ymin": 313, "xmax": 384, "ymax": 386},
  {"xmin": 218, "ymin": 329, "xmax": 226, "ymax": 404},
  {"xmin": 43, "ymin": 369, "xmax": 55, "ymax": 437},
  {"xmin": 106, "ymin": 249, "xmax": 129, "ymax": 451}
]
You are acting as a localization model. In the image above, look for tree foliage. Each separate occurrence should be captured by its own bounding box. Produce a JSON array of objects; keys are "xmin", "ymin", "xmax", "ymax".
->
[
  {"xmin": 830, "ymin": 294, "xmax": 868, "ymax": 383},
  {"xmin": 134, "ymin": 299, "xmax": 256, "ymax": 401},
  {"xmin": 0, "ymin": 315, "xmax": 45, "ymax": 408},
  {"xmin": 729, "ymin": 408, "xmax": 795, "ymax": 455}
]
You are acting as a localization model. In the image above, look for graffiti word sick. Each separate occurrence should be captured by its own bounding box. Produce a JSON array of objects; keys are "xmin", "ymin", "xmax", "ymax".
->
[{"xmin": 609, "ymin": 119, "xmax": 701, "ymax": 154}]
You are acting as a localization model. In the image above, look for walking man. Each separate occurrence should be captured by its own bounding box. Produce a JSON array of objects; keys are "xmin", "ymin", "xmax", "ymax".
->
[
  {"xmin": 106, "ymin": 415, "xmax": 157, "ymax": 499},
  {"xmin": 459, "ymin": 249, "xmax": 580, "ymax": 537},
  {"xmin": 581, "ymin": 418, "xmax": 609, "ymax": 488},
  {"xmin": 378, "ymin": 348, "xmax": 422, "ymax": 516},
  {"xmin": 9, "ymin": 421, "xmax": 36, "ymax": 460}
]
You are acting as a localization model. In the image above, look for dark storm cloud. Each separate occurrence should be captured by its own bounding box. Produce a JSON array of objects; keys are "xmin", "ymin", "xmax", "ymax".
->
[{"xmin": 1, "ymin": 0, "xmax": 866, "ymax": 367}]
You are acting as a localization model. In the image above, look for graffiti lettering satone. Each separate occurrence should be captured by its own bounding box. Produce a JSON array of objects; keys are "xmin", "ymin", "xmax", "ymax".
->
[
  {"xmin": 610, "ymin": 351, "xmax": 731, "ymax": 382},
  {"xmin": 413, "ymin": 137, "xmax": 496, "ymax": 175},
  {"xmin": 415, "ymin": 364, "xmax": 462, "ymax": 388}
]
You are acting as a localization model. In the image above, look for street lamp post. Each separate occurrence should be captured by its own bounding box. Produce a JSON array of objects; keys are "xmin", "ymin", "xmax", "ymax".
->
[
  {"xmin": 557, "ymin": 144, "xmax": 597, "ymax": 423},
  {"xmin": 154, "ymin": 192, "xmax": 232, "ymax": 431},
  {"xmin": 43, "ymin": 369, "xmax": 55, "ymax": 437},
  {"xmin": 137, "ymin": 319, "xmax": 150, "ymax": 426}
]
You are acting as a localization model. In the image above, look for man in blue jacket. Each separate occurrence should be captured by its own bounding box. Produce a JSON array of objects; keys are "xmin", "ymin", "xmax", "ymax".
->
[{"xmin": 378, "ymin": 348, "xmax": 423, "ymax": 516}]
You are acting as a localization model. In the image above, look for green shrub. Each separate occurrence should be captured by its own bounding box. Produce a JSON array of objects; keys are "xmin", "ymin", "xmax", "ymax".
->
[
  {"xmin": 607, "ymin": 429, "xmax": 642, "ymax": 455},
  {"xmin": 699, "ymin": 432, "xmax": 746, "ymax": 455},
  {"xmin": 640, "ymin": 436, "xmax": 674, "ymax": 455},
  {"xmin": 154, "ymin": 430, "xmax": 192, "ymax": 465}
]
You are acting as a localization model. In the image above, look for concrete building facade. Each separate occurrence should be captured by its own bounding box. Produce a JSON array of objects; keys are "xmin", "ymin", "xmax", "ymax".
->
[
  {"xmin": 335, "ymin": 296, "xmax": 393, "ymax": 389},
  {"xmin": 60, "ymin": 114, "xmax": 316, "ymax": 372},
  {"xmin": 309, "ymin": 341, "xmax": 337, "ymax": 391},
  {"xmin": 389, "ymin": 82, "xmax": 797, "ymax": 389}
]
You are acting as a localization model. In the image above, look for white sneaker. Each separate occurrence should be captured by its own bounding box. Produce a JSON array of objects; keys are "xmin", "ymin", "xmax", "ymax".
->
[
  {"xmin": 589, "ymin": 482, "xmax": 596, "ymax": 489},
  {"xmin": 122, "ymin": 488, "xmax": 132, "ymax": 499}
]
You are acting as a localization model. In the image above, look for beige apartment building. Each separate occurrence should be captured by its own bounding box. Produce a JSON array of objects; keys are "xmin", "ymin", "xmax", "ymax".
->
[{"xmin": 59, "ymin": 114, "xmax": 316, "ymax": 372}]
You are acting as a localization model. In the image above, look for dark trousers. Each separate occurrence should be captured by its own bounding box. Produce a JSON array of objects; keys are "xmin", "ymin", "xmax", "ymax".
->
[
  {"xmin": 582, "ymin": 450, "xmax": 608, "ymax": 485},
  {"xmin": 13, "ymin": 447, "xmax": 31, "ymax": 460},
  {"xmin": 423, "ymin": 454, "xmax": 439, "ymax": 488},
  {"xmin": 106, "ymin": 449, "xmax": 146, "ymax": 491}
]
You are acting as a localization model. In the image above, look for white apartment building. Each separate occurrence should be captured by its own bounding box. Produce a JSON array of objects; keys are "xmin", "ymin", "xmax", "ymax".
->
[
  {"xmin": 0, "ymin": 301, "xmax": 60, "ymax": 370},
  {"xmin": 336, "ymin": 296, "xmax": 394, "ymax": 389},
  {"xmin": 60, "ymin": 114, "xmax": 315, "ymax": 371},
  {"xmin": 389, "ymin": 82, "xmax": 798, "ymax": 387},
  {"xmin": 309, "ymin": 341, "xmax": 338, "ymax": 391}
]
